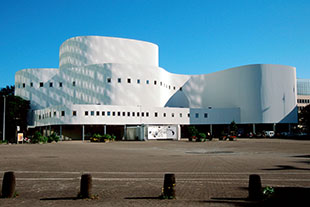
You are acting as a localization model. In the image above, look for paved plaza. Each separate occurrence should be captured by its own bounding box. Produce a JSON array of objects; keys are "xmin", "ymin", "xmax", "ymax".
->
[{"xmin": 0, "ymin": 139, "xmax": 310, "ymax": 206}]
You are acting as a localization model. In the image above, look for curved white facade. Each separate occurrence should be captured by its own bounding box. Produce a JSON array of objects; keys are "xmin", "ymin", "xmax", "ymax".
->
[{"xmin": 15, "ymin": 36, "xmax": 297, "ymax": 139}]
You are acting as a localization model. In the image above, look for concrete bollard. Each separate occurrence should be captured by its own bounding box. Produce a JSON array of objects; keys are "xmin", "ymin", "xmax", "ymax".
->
[
  {"xmin": 1, "ymin": 171, "xmax": 16, "ymax": 198},
  {"xmin": 248, "ymin": 174, "xmax": 263, "ymax": 200},
  {"xmin": 162, "ymin": 173, "xmax": 176, "ymax": 199},
  {"xmin": 79, "ymin": 174, "xmax": 92, "ymax": 199}
]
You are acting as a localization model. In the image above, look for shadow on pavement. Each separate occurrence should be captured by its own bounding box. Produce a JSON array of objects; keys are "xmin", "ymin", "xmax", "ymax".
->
[
  {"xmin": 40, "ymin": 197, "xmax": 79, "ymax": 201},
  {"xmin": 262, "ymin": 165, "xmax": 309, "ymax": 171}
]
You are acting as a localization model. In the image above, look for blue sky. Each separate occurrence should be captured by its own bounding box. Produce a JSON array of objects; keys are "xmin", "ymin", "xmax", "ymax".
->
[{"xmin": 1, "ymin": 0, "xmax": 310, "ymax": 88}]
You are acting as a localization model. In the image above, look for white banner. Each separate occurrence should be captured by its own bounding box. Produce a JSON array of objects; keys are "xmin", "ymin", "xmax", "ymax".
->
[{"xmin": 148, "ymin": 125, "xmax": 177, "ymax": 139}]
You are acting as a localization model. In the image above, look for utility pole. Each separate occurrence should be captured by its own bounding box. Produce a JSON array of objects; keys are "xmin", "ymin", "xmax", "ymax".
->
[{"xmin": 3, "ymin": 95, "xmax": 6, "ymax": 141}]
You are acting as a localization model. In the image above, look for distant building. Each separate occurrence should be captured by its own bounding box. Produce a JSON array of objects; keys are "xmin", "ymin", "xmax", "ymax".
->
[
  {"xmin": 15, "ymin": 36, "xmax": 298, "ymax": 140},
  {"xmin": 297, "ymin": 79, "xmax": 310, "ymax": 132}
]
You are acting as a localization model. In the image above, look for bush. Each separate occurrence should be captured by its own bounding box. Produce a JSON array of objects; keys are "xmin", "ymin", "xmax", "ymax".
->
[
  {"xmin": 47, "ymin": 133, "xmax": 60, "ymax": 143},
  {"xmin": 32, "ymin": 131, "xmax": 48, "ymax": 144}
]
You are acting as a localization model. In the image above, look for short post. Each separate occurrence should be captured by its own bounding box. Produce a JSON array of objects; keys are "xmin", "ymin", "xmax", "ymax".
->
[
  {"xmin": 248, "ymin": 174, "xmax": 262, "ymax": 200},
  {"xmin": 162, "ymin": 173, "xmax": 176, "ymax": 199},
  {"xmin": 1, "ymin": 171, "xmax": 16, "ymax": 198},
  {"xmin": 79, "ymin": 174, "xmax": 92, "ymax": 198}
]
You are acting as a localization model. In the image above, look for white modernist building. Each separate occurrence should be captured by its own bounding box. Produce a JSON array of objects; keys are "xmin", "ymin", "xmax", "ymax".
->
[{"xmin": 15, "ymin": 36, "xmax": 298, "ymax": 140}]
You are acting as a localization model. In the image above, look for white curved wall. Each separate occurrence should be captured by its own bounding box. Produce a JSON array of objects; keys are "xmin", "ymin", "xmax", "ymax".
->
[
  {"xmin": 59, "ymin": 36, "xmax": 159, "ymax": 69},
  {"xmin": 174, "ymin": 64, "xmax": 297, "ymax": 123}
]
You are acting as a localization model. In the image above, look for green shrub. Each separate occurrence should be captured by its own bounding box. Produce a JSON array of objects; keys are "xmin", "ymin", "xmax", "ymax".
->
[
  {"xmin": 47, "ymin": 133, "xmax": 60, "ymax": 143},
  {"xmin": 32, "ymin": 131, "xmax": 48, "ymax": 144}
]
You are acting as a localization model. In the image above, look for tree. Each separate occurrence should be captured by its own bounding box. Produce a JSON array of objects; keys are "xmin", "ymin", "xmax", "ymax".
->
[
  {"xmin": 299, "ymin": 104, "xmax": 310, "ymax": 133},
  {"xmin": 0, "ymin": 85, "xmax": 30, "ymax": 142},
  {"xmin": 230, "ymin": 121, "xmax": 238, "ymax": 135}
]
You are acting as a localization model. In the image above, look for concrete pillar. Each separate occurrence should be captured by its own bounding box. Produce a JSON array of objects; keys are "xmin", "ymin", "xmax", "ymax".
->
[
  {"xmin": 210, "ymin": 124, "xmax": 213, "ymax": 135},
  {"xmin": 123, "ymin": 125, "xmax": 126, "ymax": 141},
  {"xmin": 49, "ymin": 125, "xmax": 51, "ymax": 136},
  {"xmin": 82, "ymin": 125, "xmax": 85, "ymax": 142},
  {"xmin": 177, "ymin": 125, "xmax": 181, "ymax": 140},
  {"xmin": 59, "ymin": 125, "xmax": 62, "ymax": 141},
  {"xmin": 273, "ymin": 123, "xmax": 276, "ymax": 132},
  {"xmin": 253, "ymin": 124, "xmax": 256, "ymax": 134},
  {"xmin": 103, "ymin": 125, "xmax": 107, "ymax": 135}
]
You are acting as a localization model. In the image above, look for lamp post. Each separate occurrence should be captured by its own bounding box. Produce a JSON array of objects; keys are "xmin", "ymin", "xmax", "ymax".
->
[{"xmin": 3, "ymin": 95, "xmax": 6, "ymax": 141}]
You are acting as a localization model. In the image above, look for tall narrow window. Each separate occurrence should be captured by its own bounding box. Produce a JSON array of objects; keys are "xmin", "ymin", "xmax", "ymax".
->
[
  {"xmin": 30, "ymin": 82, "xmax": 33, "ymax": 87},
  {"xmin": 102, "ymin": 111, "xmax": 105, "ymax": 116},
  {"xmin": 85, "ymin": 111, "xmax": 89, "ymax": 116},
  {"xmin": 137, "ymin": 79, "xmax": 140, "ymax": 84},
  {"xmin": 154, "ymin": 80, "xmax": 157, "ymax": 85},
  {"xmin": 59, "ymin": 82, "xmax": 63, "ymax": 87},
  {"xmin": 72, "ymin": 81, "xmax": 76, "ymax": 86},
  {"xmin": 146, "ymin": 80, "xmax": 149, "ymax": 84},
  {"xmin": 73, "ymin": 111, "xmax": 77, "ymax": 116},
  {"xmin": 118, "ymin": 78, "xmax": 121, "ymax": 83},
  {"xmin": 127, "ymin": 78, "xmax": 131, "ymax": 83},
  {"xmin": 195, "ymin": 113, "xmax": 199, "ymax": 118},
  {"xmin": 40, "ymin": 82, "xmax": 44, "ymax": 87},
  {"xmin": 204, "ymin": 113, "xmax": 208, "ymax": 118},
  {"xmin": 91, "ymin": 111, "xmax": 94, "ymax": 116},
  {"xmin": 61, "ymin": 111, "xmax": 65, "ymax": 116},
  {"xmin": 107, "ymin": 78, "xmax": 111, "ymax": 83},
  {"xmin": 163, "ymin": 113, "xmax": 166, "ymax": 117},
  {"xmin": 96, "ymin": 111, "xmax": 100, "ymax": 116},
  {"xmin": 155, "ymin": 112, "xmax": 158, "ymax": 117},
  {"xmin": 49, "ymin": 82, "xmax": 53, "ymax": 87},
  {"xmin": 22, "ymin": 83, "xmax": 25, "ymax": 88}
]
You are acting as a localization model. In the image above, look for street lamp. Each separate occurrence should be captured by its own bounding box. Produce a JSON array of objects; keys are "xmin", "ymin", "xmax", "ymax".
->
[{"xmin": 3, "ymin": 95, "xmax": 6, "ymax": 141}]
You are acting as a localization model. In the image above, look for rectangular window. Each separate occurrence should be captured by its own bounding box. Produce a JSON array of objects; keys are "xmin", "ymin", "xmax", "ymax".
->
[
  {"xmin": 137, "ymin": 112, "xmax": 140, "ymax": 117},
  {"xmin": 141, "ymin": 112, "xmax": 144, "ymax": 117},
  {"xmin": 118, "ymin": 78, "xmax": 121, "ymax": 83},
  {"xmin": 30, "ymin": 82, "xmax": 33, "ymax": 87},
  {"xmin": 180, "ymin": 87, "xmax": 183, "ymax": 91},
  {"xmin": 102, "ymin": 111, "xmax": 105, "ymax": 116},
  {"xmin": 146, "ymin": 112, "xmax": 149, "ymax": 117},
  {"xmin": 122, "ymin": 112, "xmax": 126, "ymax": 116},
  {"xmin": 59, "ymin": 82, "xmax": 63, "ymax": 87},
  {"xmin": 155, "ymin": 112, "xmax": 158, "ymax": 117},
  {"xmin": 73, "ymin": 111, "xmax": 77, "ymax": 116},
  {"xmin": 85, "ymin": 111, "xmax": 89, "ymax": 116},
  {"xmin": 127, "ymin": 112, "xmax": 130, "ymax": 117},
  {"xmin": 118, "ymin": 111, "xmax": 121, "ymax": 116},
  {"xmin": 180, "ymin": 113, "xmax": 182, "ymax": 117},
  {"xmin": 160, "ymin": 82, "xmax": 162, "ymax": 86},
  {"xmin": 132, "ymin": 112, "xmax": 135, "ymax": 116},
  {"xmin": 72, "ymin": 81, "xmax": 76, "ymax": 86},
  {"xmin": 96, "ymin": 111, "xmax": 100, "ymax": 116},
  {"xmin": 195, "ymin": 113, "xmax": 199, "ymax": 118},
  {"xmin": 154, "ymin": 80, "xmax": 157, "ymax": 85},
  {"xmin": 61, "ymin": 111, "xmax": 65, "ymax": 116},
  {"xmin": 112, "ymin": 111, "xmax": 116, "ymax": 116},
  {"xmin": 173, "ymin": 86, "xmax": 176, "ymax": 90},
  {"xmin": 146, "ymin": 80, "xmax": 149, "ymax": 84},
  {"xmin": 54, "ymin": 111, "xmax": 56, "ymax": 117},
  {"xmin": 169, "ymin": 85, "xmax": 171, "ymax": 89},
  {"xmin": 137, "ymin": 79, "xmax": 140, "ymax": 84},
  {"xmin": 107, "ymin": 111, "xmax": 111, "ymax": 116},
  {"xmin": 163, "ymin": 113, "xmax": 166, "ymax": 117},
  {"xmin": 49, "ymin": 82, "xmax": 53, "ymax": 87},
  {"xmin": 39, "ymin": 115, "xmax": 41, "ymax": 120},
  {"xmin": 40, "ymin": 82, "xmax": 44, "ymax": 87},
  {"xmin": 91, "ymin": 111, "xmax": 94, "ymax": 116},
  {"xmin": 188, "ymin": 113, "xmax": 190, "ymax": 117},
  {"xmin": 127, "ymin": 78, "xmax": 131, "ymax": 83},
  {"xmin": 22, "ymin": 83, "xmax": 25, "ymax": 88},
  {"xmin": 49, "ymin": 112, "xmax": 51, "ymax": 117},
  {"xmin": 172, "ymin": 113, "xmax": 174, "ymax": 117},
  {"xmin": 107, "ymin": 78, "xmax": 111, "ymax": 83}
]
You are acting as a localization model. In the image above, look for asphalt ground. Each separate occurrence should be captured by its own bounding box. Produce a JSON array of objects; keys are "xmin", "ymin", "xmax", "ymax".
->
[{"xmin": 0, "ymin": 138, "xmax": 309, "ymax": 206}]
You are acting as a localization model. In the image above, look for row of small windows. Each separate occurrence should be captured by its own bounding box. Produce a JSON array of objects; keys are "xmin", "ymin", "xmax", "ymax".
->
[
  {"xmin": 38, "ymin": 110, "xmax": 208, "ymax": 120},
  {"xmin": 18, "ymin": 79, "xmax": 181, "ymax": 90},
  {"xmin": 297, "ymin": 99, "xmax": 310, "ymax": 104}
]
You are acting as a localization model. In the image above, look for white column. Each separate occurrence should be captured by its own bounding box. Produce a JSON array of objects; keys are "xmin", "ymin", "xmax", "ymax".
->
[{"xmin": 82, "ymin": 125, "xmax": 85, "ymax": 141}]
